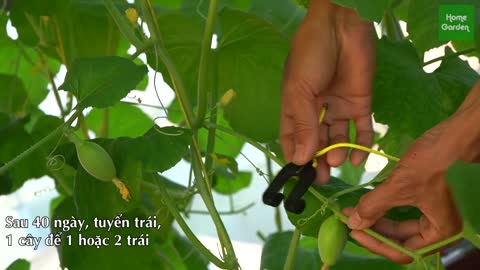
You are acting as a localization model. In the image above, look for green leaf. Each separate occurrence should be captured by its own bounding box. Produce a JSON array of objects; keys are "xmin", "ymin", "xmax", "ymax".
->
[
  {"xmin": 6, "ymin": 259, "xmax": 30, "ymax": 270},
  {"xmin": 154, "ymin": 229, "xmax": 209, "ymax": 270},
  {"xmin": 446, "ymin": 162, "xmax": 480, "ymax": 234},
  {"xmin": 213, "ymin": 171, "xmax": 252, "ymax": 195},
  {"xmin": 407, "ymin": 0, "xmax": 480, "ymax": 55},
  {"xmin": 52, "ymin": 197, "xmax": 155, "ymax": 270},
  {"xmin": 333, "ymin": 0, "xmax": 394, "ymax": 22},
  {"xmin": 338, "ymin": 160, "xmax": 365, "ymax": 186},
  {"xmin": 59, "ymin": 56, "xmax": 148, "ymax": 109},
  {"xmin": 0, "ymin": 74, "xmax": 30, "ymax": 115},
  {"xmin": 147, "ymin": 11, "xmax": 204, "ymax": 104},
  {"xmin": 198, "ymin": 113, "xmax": 244, "ymax": 157},
  {"xmin": 249, "ymin": 0, "xmax": 306, "ymax": 38},
  {"xmin": 373, "ymin": 38, "xmax": 478, "ymax": 139},
  {"xmin": 85, "ymin": 103, "xmax": 153, "ymax": 138},
  {"xmin": 284, "ymin": 177, "xmax": 421, "ymax": 237},
  {"xmin": 407, "ymin": 0, "xmax": 445, "ymax": 54},
  {"xmin": 260, "ymin": 231, "xmax": 404, "ymax": 270},
  {"xmin": 0, "ymin": 115, "xmax": 47, "ymax": 190},
  {"xmin": 217, "ymin": 9, "xmax": 287, "ymax": 142},
  {"xmin": 0, "ymin": 20, "xmax": 60, "ymax": 107}
]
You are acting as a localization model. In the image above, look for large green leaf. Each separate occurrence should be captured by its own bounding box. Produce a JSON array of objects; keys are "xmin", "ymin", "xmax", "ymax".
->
[
  {"xmin": 333, "ymin": 0, "xmax": 394, "ymax": 22},
  {"xmin": 0, "ymin": 15, "xmax": 60, "ymax": 108},
  {"xmin": 52, "ymin": 197, "xmax": 155, "ymax": 270},
  {"xmin": 0, "ymin": 114, "xmax": 47, "ymax": 190},
  {"xmin": 213, "ymin": 170, "xmax": 252, "ymax": 195},
  {"xmin": 249, "ymin": 0, "xmax": 305, "ymax": 38},
  {"xmin": 217, "ymin": 9, "xmax": 287, "ymax": 142},
  {"xmin": 407, "ymin": 0, "xmax": 480, "ymax": 55},
  {"xmin": 85, "ymin": 103, "xmax": 153, "ymax": 138},
  {"xmin": 373, "ymin": 38, "xmax": 478, "ymax": 139},
  {"xmin": 146, "ymin": 11, "xmax": 204, "ymax": 104},
  {"xmin": 59, "ymin": 56, "xmax": 148, "ymax": 109},
  {"xmin": 260, "ymin": 231, "xmax": 404, "ymax": 270},
  {"xmin": 0, "ymin": 74, "xmax": 30, "ymax": 115},
  {"xmin": 148, "ymin": 8, "xmax": 287, "ymax": 142},
  {"xmin": 6, "ymin": 259, "xmax": 30, "ymax": 270}
]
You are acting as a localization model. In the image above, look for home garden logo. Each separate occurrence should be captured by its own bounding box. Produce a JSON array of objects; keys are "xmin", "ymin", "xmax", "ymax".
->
[{"xmin": 439, "ymin": 5, "xmax": 475, "ymax": 41}]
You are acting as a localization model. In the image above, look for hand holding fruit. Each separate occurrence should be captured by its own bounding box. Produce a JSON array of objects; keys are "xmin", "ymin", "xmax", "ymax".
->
[
  {"xmin": 280, "ymin": 0, "xmax": 375, "ymax": 183},
  {"xmin": 345, "ymin": 82, "xmax": 480, "ymax": 263}
]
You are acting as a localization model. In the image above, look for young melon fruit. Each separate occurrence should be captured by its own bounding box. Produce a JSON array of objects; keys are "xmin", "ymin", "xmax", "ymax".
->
[
  {"xmin": 318, "ymin": 215, "xmax": 348, "ymax": 269},
  {"xmin": 66, "ymin": 131, "xmax": 116, "ymax": 182}
]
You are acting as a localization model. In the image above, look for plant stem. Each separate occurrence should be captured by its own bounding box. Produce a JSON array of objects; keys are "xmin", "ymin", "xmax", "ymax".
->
[
  {"xmin": 104, "ymin": 0, "xmax": 144, "ymax": 48},
  {"xmin": 140, "ymin": 0, "xmax": 194, "ymax": 126},
  {"xmin": 100, "ymin": 109, "xmax": 109, "ymax": 138},
  {"xmin": 328, "ymin": 178, "xmax": 378, "ymax": 201},
  {"xmin": 145, "ymin": 174, "xmax": 228, "ymax": 269},
  {"xmin": 416, "ymin": 232, "xmax": 464, "ymax": 255},
  {"xmin": 423, "ymin": 48, "xmax": 476, "ymax": 67},
  {"xmin": 77, "ymin": 113, "xmax": 90, "ymax": 139},
  {"xmin": 204, "ymin": 123, "xmax": 283, "ymax": 165},
  {"xmin": 283, "ymin": 229, "xmax": 301, "ymax": 270},
  {"xmin": 188, "ymin": 202, "xmax": 255, "ymax": 216},
  {"xmin": 129, "ymin": 39, "xmax": 154, "ymax": 60},
  {"xmin": 191, "ymin": 151, "xmax": 239, "ymax": 269},
  {"xmin": 0, "ymin": 112, "xmax": 78, "ymax": 176},
  {"xmin": 38, "ymin": 52, "xmax": 66, "ymax": 119},
  {"xmin": 192, "ymin": 0, "xmax": 218, "ymax": 129},
  {"xmin": 382, "ymin": 10, "xmax": 404, "ymax": 41},
  {"xmin": 140, "ymin": 1, "xmax": 237, "ymax": 267}
]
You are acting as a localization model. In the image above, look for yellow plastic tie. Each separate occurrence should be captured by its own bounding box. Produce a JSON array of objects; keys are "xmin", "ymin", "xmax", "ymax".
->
[{"xmin": 311, "ymin": 103, "xmax": 400, "ymax": 167}]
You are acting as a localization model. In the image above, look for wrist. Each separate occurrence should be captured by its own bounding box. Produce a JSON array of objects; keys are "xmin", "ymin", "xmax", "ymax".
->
[{"xmin": 445, "ymin": 81, "xmax": 480, "ymax": 162}]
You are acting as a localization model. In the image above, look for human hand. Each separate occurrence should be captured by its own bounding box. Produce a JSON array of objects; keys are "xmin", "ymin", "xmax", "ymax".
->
[
  {"xmin": 280, "ymin": 0, "xmax": 375, "ymax": 183},
  {"xmin": 344, "ymin": 81, "xmax": 480, "ymax": 263}
]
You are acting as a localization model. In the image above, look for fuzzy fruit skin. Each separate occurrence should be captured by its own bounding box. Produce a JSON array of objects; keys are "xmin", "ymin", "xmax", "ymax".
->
[
  {"xmin": 318, "ymin": 215, "xmax": 348, "ymax": 266},
  {"xmin": 75, "ymin": 140, "xmax": 116, "ymax": 182}
]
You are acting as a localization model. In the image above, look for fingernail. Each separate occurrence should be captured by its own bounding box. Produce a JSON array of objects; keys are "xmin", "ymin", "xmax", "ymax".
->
[
  {"xmin": 293, "ymin": 145, "xmax": 305, "ymax": 164},
  {"xmin": 348, "ymin": 211, "xmax": 361, "ymax": 229}
]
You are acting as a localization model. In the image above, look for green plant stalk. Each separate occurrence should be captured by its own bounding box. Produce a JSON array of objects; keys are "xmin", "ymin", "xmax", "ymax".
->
[
  {"xmin": 416, "ymin": 232, "xmax": 464, "ymax": 255},
  {"xmin": 145, "ymin": 175, "xmax": 228, "ymax": 269},
  {"xmin": 104, "ymin": 0, "xmax": 143, "ymax": 48},
  {"xmin": 100, "ymin": 109, "xmax": 109, "ymax": 138},
  {"xmin": 204, "ymin": 55, "xmax": 219, "ymax": 175},
  {"xmin": 139, "ymin": 0, "xmax": 194, "ymax": 126},
  {"xmin": 191, "ymin": 151, "xmax": 239, "ymax": 269},
  {"xmin": 328, "ymin": 178, "xmax": 380, "ymax": 201},
  {"xmin": 39, "ymin": 51, "xmax": 66, "ymax": 119},
  {"xmin": 139, "ymin": 2, "xmax": 238, "ymax": 266},
  {"xmin": 423, "ymin": 48, "xmax": 476, "ymax": 67},
  {"xmin": 189, "ymin": 202, "xmax": 255, "ymax": 216},
  {"xmin": 77, "ymin": 113, "xmax": 90, "ymax": 139},
  {"xmin": 0, "ymin": 112, "xmax": 78, "ymax": 176},
  {"xmin": 382, "ymin": 10, "xmax": 404, "ymax": 41},
  {"xmin": 283, "ymin": 229, "xmax": 301, "ymax": 270},
  {"xmin": 192, "ymin": 0, "xmax": 218, "ymax": 129}
]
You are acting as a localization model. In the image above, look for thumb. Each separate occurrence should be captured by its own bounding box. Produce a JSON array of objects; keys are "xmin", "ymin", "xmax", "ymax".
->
[{"xmin": 347, "ymin": 182, "xmax": 397, "ymax": 230}]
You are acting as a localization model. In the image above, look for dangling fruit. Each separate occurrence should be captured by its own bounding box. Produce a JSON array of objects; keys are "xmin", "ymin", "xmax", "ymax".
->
[
  {"xmin": 318, "ymin": 214, "xmax": 348, "ymax": 269},
  {"xmin": 65, "ymin": 130, "xmax": 130, "ymax": 202}
]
